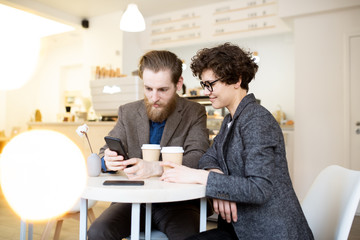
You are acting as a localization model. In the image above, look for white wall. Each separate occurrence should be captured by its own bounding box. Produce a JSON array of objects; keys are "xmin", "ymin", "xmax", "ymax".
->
[
  {"xmin": 279, "ymin": 0, "xmax": 360, "ymax": 18},
  {"xmin": 122, "ymin": 31, "xmax": 146, "ymax": 76},
  {"xmin": 168, "ymin": 33, "xmax": 295, "ymax": 120},
  {"xmin": 1, "ymin": 11, "xmax": 124, "ymax": 137},
  {"xmin": 3, "ymin": 32, "xmax": 83, "ymax": 134},
  {"xmin": 293, "ymin": 6, "xmax": 360, "ymax": 199},
  {"xmin": 83, "ymin": 11, "xmax": 123, "ymax": 72}
]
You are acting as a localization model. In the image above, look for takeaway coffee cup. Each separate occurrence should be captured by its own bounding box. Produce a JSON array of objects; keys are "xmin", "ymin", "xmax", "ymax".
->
[
  {"xmin": 161, "ymin": 146, "xmax": 184, "ymax": 171},
  {"xmin": 141, "ymin": 144, "xmax": 161, "ymax": 162}
]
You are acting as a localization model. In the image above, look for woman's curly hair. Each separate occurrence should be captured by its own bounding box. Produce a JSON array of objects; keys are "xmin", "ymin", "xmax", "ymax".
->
[{"xmin": 190, "ymin": 42, "xmax": 258, "ymax": 91}]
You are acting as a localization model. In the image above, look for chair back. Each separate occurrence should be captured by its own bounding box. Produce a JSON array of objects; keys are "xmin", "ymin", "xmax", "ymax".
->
[{"xmin": 301, "ymin": 165, "xmax": 360, "ymax": 240}]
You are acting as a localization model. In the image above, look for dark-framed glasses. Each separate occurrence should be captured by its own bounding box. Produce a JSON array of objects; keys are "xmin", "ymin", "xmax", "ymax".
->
[{"xmin": 200, "ymin": 79, "xmax": 220, "ymax": 92}]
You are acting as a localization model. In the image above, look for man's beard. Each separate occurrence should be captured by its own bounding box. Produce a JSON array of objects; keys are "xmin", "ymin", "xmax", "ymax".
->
[{"xmin": 145, "ymin": 94, "xmax": 177, "ymax": 122}]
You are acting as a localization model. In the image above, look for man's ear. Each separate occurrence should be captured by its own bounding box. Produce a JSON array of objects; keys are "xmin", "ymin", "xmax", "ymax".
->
[{"xmin": 176, "ymin": 77, "xmax": 184, "ymax": 91}]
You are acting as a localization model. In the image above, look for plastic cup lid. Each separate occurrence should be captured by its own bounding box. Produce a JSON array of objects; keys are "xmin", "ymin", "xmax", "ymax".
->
[
  {"xmin": 141, "ymin": 144, "xmax": 161, "ymax": 150},
  {"xmin": 161, "ymin": 146, "xmax": 184, "ymax": 153}
]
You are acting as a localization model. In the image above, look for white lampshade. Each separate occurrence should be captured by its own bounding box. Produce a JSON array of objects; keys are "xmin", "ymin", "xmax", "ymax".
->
[{"xmin": 120, "ymin": 4, "xmax": 145, "ymax": 32}]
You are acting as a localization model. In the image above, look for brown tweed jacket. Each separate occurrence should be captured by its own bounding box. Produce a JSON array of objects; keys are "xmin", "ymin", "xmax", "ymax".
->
[{"xmin": 99, "ymin": 95, "xmax": 209, "ymax": 169}]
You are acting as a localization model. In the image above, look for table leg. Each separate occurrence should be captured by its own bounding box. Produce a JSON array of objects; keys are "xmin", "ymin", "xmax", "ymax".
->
[
  {"xmin": 79, "ymin": 198, "xmax": 88, "ymax": 240},
  {"xmin": 200, "ymin": 198, "xmax": 207, "ymax": 232},
  {"xmin": 19, "ymin": 220, "xmax": 33, "ymax": 240},
  {"xmin": 131, "ymin": 203, "xmax": 141, "ymax": 240},
  {"xmin": 28, "ymin": 223, "xmax": 33, "ymax": 240},
  {"xmin": 145, "ymin": 203, "xmax": 152, "ymax": 240},
  {"xmin": 20, "ymin": 219, "xmax": 26, "ymax": 240}
]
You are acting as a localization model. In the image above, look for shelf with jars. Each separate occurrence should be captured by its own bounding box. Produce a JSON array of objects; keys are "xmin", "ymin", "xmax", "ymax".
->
[{"xmin": 185, "ymin": 96, "xmax": 228, "ymax": 143}]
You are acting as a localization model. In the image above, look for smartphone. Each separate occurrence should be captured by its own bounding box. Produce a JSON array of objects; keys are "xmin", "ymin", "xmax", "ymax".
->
[
  {"xmin": 104, "ymin": 136, "xmax": 129, "ymax": 159},
  {"xmin": 103, "ymin": 180, "xmax": 144, "ymax": 186}
]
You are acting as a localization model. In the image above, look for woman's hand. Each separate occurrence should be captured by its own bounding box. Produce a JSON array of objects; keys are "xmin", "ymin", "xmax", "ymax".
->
[
  {"xmin": 160, "ymin": 161, "xmax": 209, "ymax": 185},
  {"xmin": 208, "ymin": 169, "xmax": 237, "ymax": 223},
  {"xmin": 213, "ymin": 198, "xmax": 238, "ymax": 223},
  {"xmin": 123, "ymin": 158, "xmax": 163, "ymax": 179}
]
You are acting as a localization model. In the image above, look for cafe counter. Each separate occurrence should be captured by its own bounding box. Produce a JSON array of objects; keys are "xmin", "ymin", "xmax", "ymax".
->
[{"xmin": 28, "ymin": 122, "xmax": 116, "ymax": 158}]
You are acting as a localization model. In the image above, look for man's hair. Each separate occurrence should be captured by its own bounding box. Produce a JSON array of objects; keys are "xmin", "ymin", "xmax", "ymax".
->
[
  {"xmin": 190, "ymin": 42, "xmax": 259, "ymax": 91},
  {"xmin": 138, "ymin": 50, "xmax": 183, "ymax": 85}
]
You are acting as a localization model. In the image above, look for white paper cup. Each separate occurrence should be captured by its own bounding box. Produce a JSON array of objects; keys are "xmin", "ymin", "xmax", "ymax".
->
[
  {"xmin": 141, "ymin": 144, "xmax": 161, "ymax": 162},
  {"xmin": 161, "ymin": 146, "xmax": 184, "ymax": 171}
]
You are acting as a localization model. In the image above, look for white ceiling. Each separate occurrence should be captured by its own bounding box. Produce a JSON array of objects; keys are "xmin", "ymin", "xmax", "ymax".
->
[
  {"xmin": 33, "ymin": 0, "xmax": 227, "ymax": 17},
  {"xmin": 1, "ymin": 0, "xmax": 230, "ymax": 25}
]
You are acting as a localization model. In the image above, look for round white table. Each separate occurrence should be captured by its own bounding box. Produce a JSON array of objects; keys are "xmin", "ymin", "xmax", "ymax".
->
[{"xmin": 80, "ymin": 175, "xmax": 207, "ymax": 240}]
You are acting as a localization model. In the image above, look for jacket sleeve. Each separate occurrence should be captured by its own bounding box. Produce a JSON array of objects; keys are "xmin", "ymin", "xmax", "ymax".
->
[
  {"xmin": 205, "ymin": 109, "xmax": 281, "ymax": 205},
  {"xmin": 198, "ymin": 134, "xmax": 222, "ymax": 170}
]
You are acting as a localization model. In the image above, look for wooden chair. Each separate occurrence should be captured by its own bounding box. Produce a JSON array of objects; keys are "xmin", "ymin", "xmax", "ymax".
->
[{"xmin": 41, "ymin": 199, "xmax": 97, "ymax": 240}]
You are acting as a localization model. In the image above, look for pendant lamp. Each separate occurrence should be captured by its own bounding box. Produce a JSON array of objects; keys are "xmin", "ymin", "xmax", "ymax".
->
[{"xmin": 120, "ymin": 3, "xmax": 145, "ymax": 32}]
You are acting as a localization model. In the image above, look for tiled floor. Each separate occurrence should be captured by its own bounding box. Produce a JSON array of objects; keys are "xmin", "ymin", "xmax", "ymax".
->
[{"xmin": 0, "ymin": 187, "xmax": 360, "ymax": 240}]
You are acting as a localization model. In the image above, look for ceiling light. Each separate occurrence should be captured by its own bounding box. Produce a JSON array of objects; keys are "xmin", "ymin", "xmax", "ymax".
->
[{"xmin": 120, "ymin": 4, "xmax": 145, "ymax": 32}]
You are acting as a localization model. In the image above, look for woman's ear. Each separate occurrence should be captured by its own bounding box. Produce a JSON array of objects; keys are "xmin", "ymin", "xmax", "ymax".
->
[{"xmin": 234, "ymin": 77, "xmax": 242, "ymax": 89}]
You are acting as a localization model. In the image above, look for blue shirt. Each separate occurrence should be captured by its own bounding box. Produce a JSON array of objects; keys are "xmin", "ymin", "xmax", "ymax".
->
[
  {"xmin": 101, "ymin": 120, "xmax": 166, "ymax": 172},
  {"xmin": 149, "ymin": 120, "xmax": 166, "ymax": 144}
]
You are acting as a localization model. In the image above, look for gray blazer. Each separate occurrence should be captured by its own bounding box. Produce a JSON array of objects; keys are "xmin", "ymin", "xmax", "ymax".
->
[
  {"xmin": 100, "ymin": 95, "xmax": 209, "ymax": 169},
  {"xmin": 200, "ymin": 94, "xmax": 313, "ymax": 239}
]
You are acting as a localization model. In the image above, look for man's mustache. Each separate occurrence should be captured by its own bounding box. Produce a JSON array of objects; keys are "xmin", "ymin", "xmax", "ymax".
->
[{"xmin": 150, "ymin": 101, "xmax": 162, "ymax": 107}]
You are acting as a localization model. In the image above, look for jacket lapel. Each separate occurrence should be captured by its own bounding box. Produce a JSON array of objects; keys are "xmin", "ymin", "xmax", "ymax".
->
[
  {"xmin": 136, "ymin": 101, "xmax": 150, "ymax": 146},
  {"xmin": 219, "ymin": 94, "xmax": 256, "ymax": 174},
  {"xmin": 160, "ymin": 96, "xmax": 182, "ymax": 146}
]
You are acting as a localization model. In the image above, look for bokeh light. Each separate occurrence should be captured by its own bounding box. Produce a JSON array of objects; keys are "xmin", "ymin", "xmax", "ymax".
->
[
  {"xmin": 0, "ymin": 4, "xmax": 74, "ymax": 91},
  {"xmin": 0, "ymin": 34, "xmax": 40, "ymax": 90},
  {"xmin": 0, "ymin": 130, "xmax": 87, "ymax": 221}
]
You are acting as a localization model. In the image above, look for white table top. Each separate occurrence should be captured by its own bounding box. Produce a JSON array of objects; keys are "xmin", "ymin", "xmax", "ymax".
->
[{"xmin": 82, "ymin": 175, "xmax": 206, "ymax": 203}]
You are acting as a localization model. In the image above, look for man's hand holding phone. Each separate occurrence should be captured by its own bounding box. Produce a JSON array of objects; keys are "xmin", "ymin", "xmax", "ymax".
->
[
  {"xmin": 103, "ymin": 136, "xmax": 163, "ymax": 178},
  {"xmin": 104, "ymin": 136, "xmax": 133, "ymax": 171},
  {"xmin": 104, "ymin": 148, "xmax": 129, "ymax": 171}
]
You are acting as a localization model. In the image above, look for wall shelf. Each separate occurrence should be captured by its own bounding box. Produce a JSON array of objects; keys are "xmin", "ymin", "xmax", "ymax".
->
[{"xmin": 140, "ymin": 0, "xmax": 291, "ymax": 49}]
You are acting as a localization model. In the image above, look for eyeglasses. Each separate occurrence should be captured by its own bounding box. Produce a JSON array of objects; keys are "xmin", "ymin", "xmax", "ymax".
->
[{"xmin": 200, "ymin": 79, "xmax": 220, "ymax": 92}]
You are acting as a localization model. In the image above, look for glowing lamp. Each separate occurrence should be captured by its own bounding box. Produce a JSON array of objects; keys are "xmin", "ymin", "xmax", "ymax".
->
[
  {"xmin": 0, "ymin": 130, "xmax": 87, "ymax": 221},
  {"xmin": 120, "ymin": 4, "xmax": 146, "ymax": 32}
]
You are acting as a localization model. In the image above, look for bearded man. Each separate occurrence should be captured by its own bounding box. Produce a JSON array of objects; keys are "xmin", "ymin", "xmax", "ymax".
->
[{"xmin": 88, "ymin": 50, "xmax": 210, "ymax": 240}]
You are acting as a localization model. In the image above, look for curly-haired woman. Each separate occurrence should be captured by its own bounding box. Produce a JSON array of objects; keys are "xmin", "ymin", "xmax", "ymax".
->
[{"xmin": 161, "ymin": 43, "xmax": 314, "ymax": 240}]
